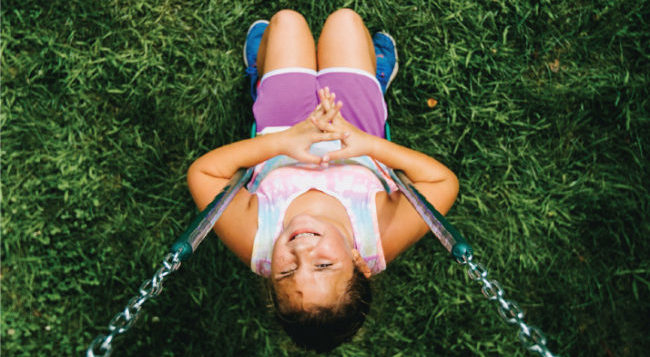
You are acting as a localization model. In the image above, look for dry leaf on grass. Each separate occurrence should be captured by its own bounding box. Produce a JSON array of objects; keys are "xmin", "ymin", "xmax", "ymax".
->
[{"xmin": 549, "ymin": 58, "xmax": 560, "ymax": 72}]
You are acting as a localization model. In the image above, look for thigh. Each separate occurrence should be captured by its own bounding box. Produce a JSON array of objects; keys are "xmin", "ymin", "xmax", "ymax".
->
[
  {"xmin": 257, "ymin": 10, "xmax": 317, "ymax": 75},
  {"xmin": 317, "ymin": 71, "xmax": 386, "ymax": 138},
  {"xmin": 317, "ymin": 9, "xmax": 375, "ymax": 74},
  {"xmin": 253, "ymin": 72, "xmax": 318, "ymax": 133}
]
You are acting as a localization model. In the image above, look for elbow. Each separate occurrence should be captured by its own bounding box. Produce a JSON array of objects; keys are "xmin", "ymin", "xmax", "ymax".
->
[
  {"xmin": 186, "ymin": 160, "xmax": 200, "ymax": 187},
  {"xmin": 186, "ymin": 159, "xmax": 207, "ymax": 200},
  {"xmin": 449, "ymin": 170, "xmax": 459, "ymax": 200},
  {"xmin": 439, "ymin": 170, "xmax": 459, "ymax": 216}
]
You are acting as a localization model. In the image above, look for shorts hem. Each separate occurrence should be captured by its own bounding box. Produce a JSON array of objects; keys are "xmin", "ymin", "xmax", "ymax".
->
[
  {"xmin": 317, "ymin": 67, "xmax": 382, "ymax": 91},
  {"xmin": 259, "ymin": 67, "xmax": 317, "ymax": 85}
]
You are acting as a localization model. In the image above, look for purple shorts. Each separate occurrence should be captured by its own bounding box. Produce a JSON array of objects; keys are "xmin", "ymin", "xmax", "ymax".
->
[{"xmin": 253, "ymin": 67, "xmax": 387, "ymax": 138}]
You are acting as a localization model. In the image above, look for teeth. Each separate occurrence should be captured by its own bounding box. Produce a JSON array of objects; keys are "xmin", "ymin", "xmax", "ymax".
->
[{"xmin": 294, "ymin": 232, "xmax": 318, "ymax": 240}]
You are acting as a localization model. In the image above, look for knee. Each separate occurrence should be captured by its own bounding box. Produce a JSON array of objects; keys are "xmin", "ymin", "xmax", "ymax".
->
[
  {"xmin": 325, "ymin": 8, "xmax": 364, "ymax": 26},
  {"xmin": 270, "ymin": 9, "xmax": 308, "ymax": 28}
]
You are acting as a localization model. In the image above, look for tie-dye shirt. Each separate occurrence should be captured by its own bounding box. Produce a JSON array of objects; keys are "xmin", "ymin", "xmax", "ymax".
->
[{"xmin": 247, "ymin": 140, "xmax": 398, "ymax": 277}]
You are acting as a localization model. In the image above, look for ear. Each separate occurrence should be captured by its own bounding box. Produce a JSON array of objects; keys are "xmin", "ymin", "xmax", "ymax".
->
[{"xmin": 352, "ymin": 249, "xmax": 372, "ymax": 278}]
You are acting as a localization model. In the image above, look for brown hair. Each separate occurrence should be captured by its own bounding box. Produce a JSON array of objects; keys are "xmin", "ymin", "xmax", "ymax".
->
[{"xmin": 270, "ymin": 267, "xmax": 372, "ymax": 353}]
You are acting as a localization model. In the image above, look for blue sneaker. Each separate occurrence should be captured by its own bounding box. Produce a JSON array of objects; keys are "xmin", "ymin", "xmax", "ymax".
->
[
  {"xmin": 373, "ymin": 32, "xmax": 399, "ymax": 93},
  {"xmin": 243, "ymin": 20, "xmax": 269, "ymax": 101}
]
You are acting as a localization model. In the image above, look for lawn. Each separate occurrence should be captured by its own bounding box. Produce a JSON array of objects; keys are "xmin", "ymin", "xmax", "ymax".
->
[{"xmin": 2, "ymin": 0, "xmax": 649, "ymax": 356}]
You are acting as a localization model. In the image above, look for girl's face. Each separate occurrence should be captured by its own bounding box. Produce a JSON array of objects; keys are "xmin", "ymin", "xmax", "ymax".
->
[{"xmin": 271, "ymin": 214, "xmax": 356, "ymax": 310}]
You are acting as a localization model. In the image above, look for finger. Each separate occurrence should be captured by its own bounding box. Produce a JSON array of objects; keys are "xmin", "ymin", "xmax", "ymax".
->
[
  {"xmin": 312, "ymin": 109, "xmax": 337, "ymax": 129},
  {"xmin": 309, "ymin": 104, "xmax": 323, "ymax": 120},
  {"xmin": 323, "ymin": 103, "xmax": 341, "ymax": 122},
  {"xmin": 310, "ymin": 116, "xmax": 337, "ymax": 132},
  {"xmin": 322, "ymin": 87, "xmax": 337, "ymax": 109},
  {"xmin": 328, "ymin": 91, "xmax": 338, "ymax": 109},
  {"xmin": 319, "ymin": 88, "xmax": 332, "ymax": 111},
  {"xmin": 313, "ymin": 103, "xmax": 325, "ymax": 117},
  {"xmin": 293, "ymin": 151, "xmax": 323, "ymax": 165},
  {"xmin": 313, "ymin": 131, "xmax": 348, "ymax": 142},
  {"xmin": 313, "ymin": 100, "xmax": 333, "ymax": 117},
  {"xmin": 332, "ymin": 102, "xmax": 344, "ymax": 122},
  {"xmin": 322, "ymin": 99, "xmax": 341, "ymax": 118},
  {"xmin": 314, "ymin": 104, "xmax": 345, "ymax": 132},
  {"xmin": 321, "ymin": 148, "xmax": 349, "ymax": 163},
  {"xmin": 312, "ymin": 101, "xmax": 337, "ymax": 122}
]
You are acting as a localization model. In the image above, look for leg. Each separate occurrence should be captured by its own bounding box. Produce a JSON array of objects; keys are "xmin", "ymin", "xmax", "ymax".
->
[
  {"xmin": 258, "ymin": 10, "xmax": 317, "ymax": 75},
  {"xmin": 315, "ymin": 9, "xmax": 387, "ymax": 138},
  {"xmin": 317, "ymin": 9, "xmax": 375, "ymax": 74},
  {"xmin": 252, "ymin": 10, "xmax": 319, "ymax": 132}
]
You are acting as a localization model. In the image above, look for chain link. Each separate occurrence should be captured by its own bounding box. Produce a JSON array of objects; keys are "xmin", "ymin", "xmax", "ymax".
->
[
  {"xmin": 86, "ymin": 251, "xmax": 182, "ymax": 357},
  {"xmin": 462, "ymin": 254, "xmax": 558, "ymax": 356},
  {"xmin": 87, "ymin": 246, "xmax": 557, "ymax": 356}
]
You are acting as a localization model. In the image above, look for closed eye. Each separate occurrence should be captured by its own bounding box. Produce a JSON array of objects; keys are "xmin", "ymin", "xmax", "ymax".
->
[{"xmin": 316, "ymin": 263, "xmax": 332, "ymax": 269}]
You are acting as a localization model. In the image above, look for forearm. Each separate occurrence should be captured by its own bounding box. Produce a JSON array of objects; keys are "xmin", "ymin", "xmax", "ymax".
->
[
  {"xmin": 190, "ymin": 133, "xmax": 283, "ymax": 179},
  {"xmin": 368, "ymin": 136, "xmax": 458, "ymax": 214},
  {"xmin": 368, "ymin": 136, "xmax": 456, "ymax": 184}
]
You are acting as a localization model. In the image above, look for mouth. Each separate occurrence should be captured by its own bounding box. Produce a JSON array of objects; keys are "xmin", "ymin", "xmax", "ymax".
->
[{"xmin": 289, "ymin": 231, "xmax": 321, "ymax": 241}]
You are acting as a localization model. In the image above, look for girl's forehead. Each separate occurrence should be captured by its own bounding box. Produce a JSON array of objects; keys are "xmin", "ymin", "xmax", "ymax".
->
[{"xmin": 274, "ymin": 271, "xmax": 352, "ymax": 310}]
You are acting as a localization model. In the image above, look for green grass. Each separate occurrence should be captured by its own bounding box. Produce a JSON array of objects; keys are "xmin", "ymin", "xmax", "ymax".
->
[{"xmin": 2, "ymin": 0, "xmax": 649, "ymax": 355}]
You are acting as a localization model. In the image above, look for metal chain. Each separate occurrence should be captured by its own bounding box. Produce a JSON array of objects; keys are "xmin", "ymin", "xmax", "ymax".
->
[
  {"xmin": 461, "ymin": 254, "xmax": 558, "ymax": 357},
  {"xmin": 86, "ymin": 247, "xmax": 557, "ymax": 356},
  {"xmin": 86, "ymin": 251, "xmax": 183, "ymax": 357}
]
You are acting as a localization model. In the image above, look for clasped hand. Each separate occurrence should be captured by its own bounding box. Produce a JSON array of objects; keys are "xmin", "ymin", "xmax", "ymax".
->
[{"xmin": 279, "ymin": 87, "xmax": 374, "ymax": 165}]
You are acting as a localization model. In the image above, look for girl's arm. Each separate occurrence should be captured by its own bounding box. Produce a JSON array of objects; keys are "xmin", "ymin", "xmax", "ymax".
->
[
  {"xmin": 315, "ymin": 109, "xmax": 458, "ymax": 212},
  {"xmin": 188, "ymin": 132, "xmax": 286, "ymax": 210},
  {"xmin": 187, "ymin": 103, "xmax": 344, "ymax": 263},
  {"xmin": 312, "ymin": 91, "xmax": 458, "ymax": 261},
  {"xmin": 188, "ymin": 101, "xmax": 343, "ymax": 209},
  {"xmin": 366, "ymin": 136, "xmax": 459, "ymax": 262}
]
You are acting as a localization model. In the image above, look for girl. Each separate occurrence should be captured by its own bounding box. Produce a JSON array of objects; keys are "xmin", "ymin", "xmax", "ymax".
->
[{"xmin": 187, "ymin": 8, "xmax": 459, "ymax": 353}]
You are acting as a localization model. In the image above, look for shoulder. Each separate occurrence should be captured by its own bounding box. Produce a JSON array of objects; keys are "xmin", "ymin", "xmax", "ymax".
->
[{"xmin": 211, "ymin": 189, "xmax": 258, "ymax": 265}]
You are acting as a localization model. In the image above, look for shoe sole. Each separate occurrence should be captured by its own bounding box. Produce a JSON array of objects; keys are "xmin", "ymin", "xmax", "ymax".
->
[
  {"xmin": 243, "ymin": 20, "xmax": 269, "ymax": 67},
  {"xmin": 377, "ymin": 31, "xmax": 399, "ymax": 91}
]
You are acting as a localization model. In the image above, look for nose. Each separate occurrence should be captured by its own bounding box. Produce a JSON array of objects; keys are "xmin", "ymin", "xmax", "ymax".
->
[
  {"xmin": 292, "ymin": 238, "xmax": 315, "ymax": 255},
  {"xmin": 293, "ymin": 255, "xmax": 315, "ymax": 286},
  {"xmin": 290, "ymin": 238, "xmax": 318, "ymax": 267}
]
